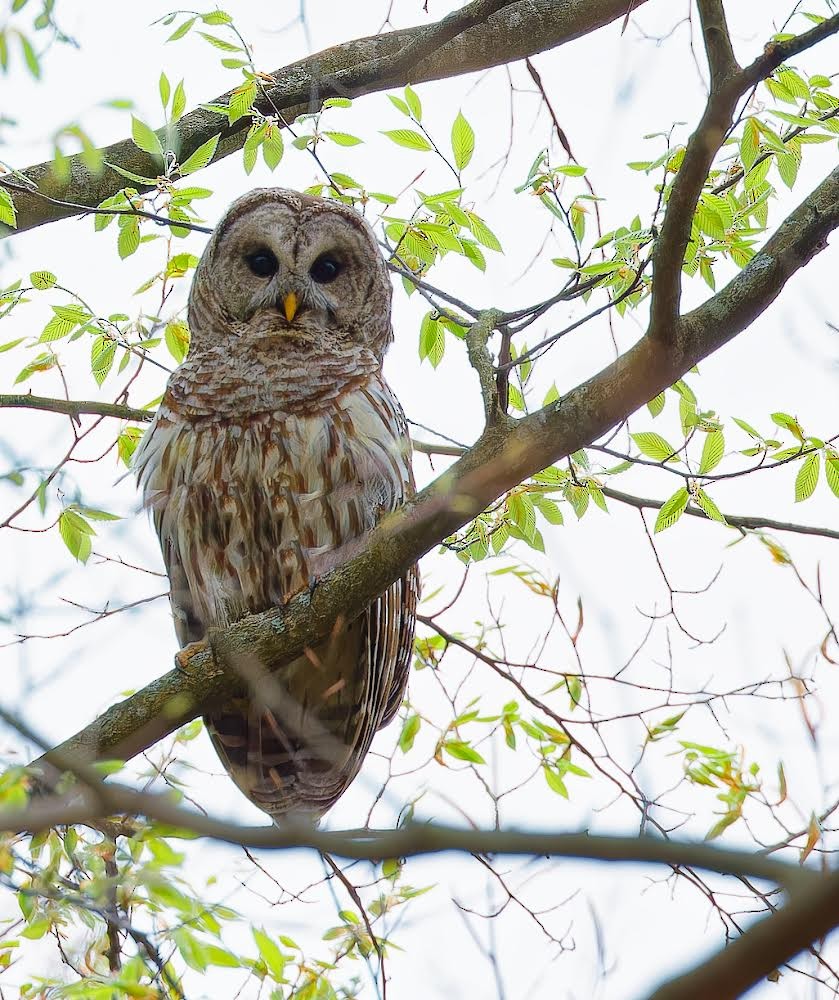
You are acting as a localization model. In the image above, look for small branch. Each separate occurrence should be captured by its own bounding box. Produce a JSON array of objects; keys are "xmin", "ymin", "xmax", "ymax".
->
[
  {"xmin": 466, "ymin": 309, "xmax": 507, "ymax": 425},
  {"xmin": 0, "ymin": 394, "xmax": 152, "ymax": 423},
  {"xmin": 601, "ymin": 486, "xmax": 839, "ymax": 542},
  {"xmin": 412, "ymin": 439, "xmax": 466, "ymax": 457},
  {"xmin": 0, "ymin": 181, "xmax": 214, "ymax": 234},
  {"xmin": 739, "ymin": 12, "xmax": 839, "ymax": 90}
]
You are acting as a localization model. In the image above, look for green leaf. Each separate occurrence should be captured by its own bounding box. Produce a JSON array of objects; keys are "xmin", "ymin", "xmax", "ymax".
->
[
  {"xmin": 180, "ymin": 133, "xmax": 220, "ymax": 175},
  {"xmin": 543, "ymin": 763, "xmax": 568, "ymax": 798},
  {"xmin": 91, "ymin": 335, "xmax": 117, "ymax": 384},
  {"xmin": 105, "ymin": 162, "xmax": 158, "ymax": 185},
  {"xmin": 167, "ymin": 16, "xmax": 196, "ymax": 41},
  {"xmin": 164, "ymin": 320, "xmax": 190, "ymax": 363},
  {"xmin": 131, "ymin": 116, "xmax": 163, "ymax": 158},
  {"xmin": 698, "ymin": 429, "xmax": 724, "ymax": 474},
  {"xmin": 159, "ymin": 71, "xmax": 171, "ymax": 110},
  {"xmin": 0, "ymin": 187, "xmax": 17, "ymax": 229},
  {"xmin": 631, "ymin": 431, "xmax": 677, "ymax": 462},
  {"xmin": 647, "ymin": 392, "xmax": 665, "ymax": 417},
  {"xmin": 399, "ymin": 714, "xmax": 420, "ymax": 753},
  {"xmin": 29, "ymin": 270, "xmax": 56, "ymax": 290},
  {"xmin": 388, "ymin": 94, "xmax": 411, "ymax": 117},
  {"xmin": 19, "ymin": 33, "xmax": 40, "ymax": 78},
  {"xmin": 262, "ymin": 126, "xmax": 284, "ymax": 170},
  {"xmin": 252, "ymin": 928, "xmax": 286, "ymax": 981},
  {"xmin": 171, "ymin": 80, "xmax": 187, "ymax": 119},
  {"xmin": 382, "ymin": 129, "xmax": 433, "ymax": 152},
  {"xmin": 442, "ymin": 740, "xmax": 485, "ymax": 765},
  {"xmin": 404, "ymin": 84, "xmax": 422, "ymax": 121},
  {"xmin": 227, "ymin": 80, "xmax": 256, "ymax": 125},
  {"xmin": 198, "ymin": 31, "xmax": 241, "ymax": 52},
  {"xmin": 654, "ymin": 487, "xmax": 689, "ymax": 533},
  {"xmin": 532, "ymin": 494, "xmax": 563, "ymax": 525},
  {"xmin": 794, "ymin": 452, "xmax": 820, "ymax": 502},
  {"xmin": 418, "ymin": 312, "xmax": 445, "ymax": 368},
  {"xmin": 323, "ymin": 131, "xmax": 363, "ymax": 146},
  {"xmin": 450, "ymin": 111, "xmax": 475, "ymax": 171},
  {"xmin": 117, "ymin": 218, "xmax": 140, "ymax": 258},
  {"xmin": 465, "ymin": 211, "xmax": 502, "ymax": 252},
  {"xmin": 694, "ymin": 488, "xmax": 726, "ymax": 524},
  {"xmin": 29, "ymin": 271, "xmax": 58, "ymax": 292},
  {"xmin": 826, "ymin": 455, "xmax": 839, "ymax": 500},
  {"xmin": 58, "ymin": 509, "xmax": 95, "ymax": 563},
  {"xmin": 771, "ymin": 411, "xmax": 805, "ymax": 441}
]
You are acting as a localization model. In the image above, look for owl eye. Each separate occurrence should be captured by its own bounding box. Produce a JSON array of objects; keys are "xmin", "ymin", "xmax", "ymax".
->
[
  {"xmin": 309, "ymin": 254, "xmax": 342, "ymax": 284},
  {"xmin": 246, "ymin": 248, "xmax": 279, "ymax": 278}
]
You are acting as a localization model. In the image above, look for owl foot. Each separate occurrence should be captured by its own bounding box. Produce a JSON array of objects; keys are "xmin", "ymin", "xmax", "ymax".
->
[{"xmin": 174, "ymin": 640, "xmax": 208, "ymax": 673}]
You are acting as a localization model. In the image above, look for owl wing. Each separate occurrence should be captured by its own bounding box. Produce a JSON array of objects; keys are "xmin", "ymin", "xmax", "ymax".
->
[{"xmin": 205, "ymin": 569, "xmax": 417, "ymax": 819}]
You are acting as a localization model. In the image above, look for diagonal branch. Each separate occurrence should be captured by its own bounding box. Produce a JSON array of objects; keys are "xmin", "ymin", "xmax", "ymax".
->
[
  {"xmin": 1, "ymin": 0, "xmax": 647, "ymax": 236},
  {"xmin": 647, "ymin": 867, "xmax": 839, "ymax": 999},
  {"xmin": 648, "ymin": 11, "xmax": 839, "ymax": 342},
  {"xmin": 30, "ymin": 163, "xmax": 839, "ymax": 777}
]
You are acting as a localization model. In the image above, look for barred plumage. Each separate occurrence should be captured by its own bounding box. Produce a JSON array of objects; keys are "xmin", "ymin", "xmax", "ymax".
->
[{"xmin": 135, "ymin": 189, "xmax": 417, "ymax": 819}]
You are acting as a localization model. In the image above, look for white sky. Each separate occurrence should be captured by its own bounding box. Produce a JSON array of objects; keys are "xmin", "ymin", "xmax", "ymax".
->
[{"xmin": 2, "ymin": 1, "xmax": 839, "ymax": 998}]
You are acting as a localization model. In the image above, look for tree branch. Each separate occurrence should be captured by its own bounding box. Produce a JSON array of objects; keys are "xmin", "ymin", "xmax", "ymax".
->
[
  {"xmin": 0, "ymin": 394, "xmax": 152, "ymax": 423},
  {"xmin": 648, "ymin": 11, "xmax": 839, "ymax": 342},
  {"xmin": 0, "ymin": 783, "xmax": 819, "ymax": 894},
  {"xmin": 1, "ymin": 0, "xmax": 647, "ymax": 236},
  {"xmin": 30, "ymin": 163, "xmax": 839, "ymax": 776},
  {"xmin": 696, "ymin": 0, "xmax": 739, "ymax": 91},
  {"xmin": 648, "ymin": 867, "xmax": 839, "ymax": 1000},
  {"xmin": 601, "ymin": 486, "xmax": 839, "ymax": 542}
]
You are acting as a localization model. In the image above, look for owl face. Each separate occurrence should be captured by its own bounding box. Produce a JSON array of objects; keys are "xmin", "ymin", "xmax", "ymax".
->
[{"xmin": 189, "ymin": 189, "xmax": 392, "ymax": 356}]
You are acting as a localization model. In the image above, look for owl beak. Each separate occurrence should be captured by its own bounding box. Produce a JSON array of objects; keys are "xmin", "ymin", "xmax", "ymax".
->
[{"xmin": 283, "ymin": 292, "xmax": 299, "ymax": 323}]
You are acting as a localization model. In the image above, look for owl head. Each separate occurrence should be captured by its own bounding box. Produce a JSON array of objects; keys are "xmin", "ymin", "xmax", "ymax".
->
[{"xmin": 188, "ymin": 188, "xmax": 393, "ymax": 358}]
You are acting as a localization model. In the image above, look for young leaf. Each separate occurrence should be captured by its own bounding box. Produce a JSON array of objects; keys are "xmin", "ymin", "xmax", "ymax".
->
[
  {"xmin": 631, "ymin": 431, "xmax": 677, "ymax": 462},
  {"xmin": 404, "ymin": 84, "xmax": 422, "ymax": 121},
  {"xmin": 699, "ymin": 429, "xmax": 725, "ymax": 474},
  {"xmin": 654, "ymin": 487, "xmax": 689, "ymax": 533},
  {"xmin": 382, "ymin": 129, "xmax": 433, "ymax": 152},
  {"xmin": 794, "ymin": 452, "xmax": 820, "ymax": 502},
  {"xmin": 30, "ymin": 270, "xmax": 57, "ymax": 290},
  {"xmin": 180, "ymin": 133, "xmax": 220, "ymax": 175},
  {"xmin": 131, "ymin": 116, "xmax": 163, "ymax": 158},
  {"xmin": 451, "ymin": 111, "xmax": 475, "ymax": 171},
  {"xmin": 0, "ymin": 187, "xmax": 17, "ymax": 229}
]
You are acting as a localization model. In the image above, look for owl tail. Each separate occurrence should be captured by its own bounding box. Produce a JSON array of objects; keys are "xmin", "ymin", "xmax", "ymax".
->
[{"xmin": 203, "ymin": 573, "xmax": 417, "ymax": 821}]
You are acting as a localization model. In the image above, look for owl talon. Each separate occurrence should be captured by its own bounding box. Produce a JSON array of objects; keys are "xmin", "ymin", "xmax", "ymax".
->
[{"xmin": 174, "ymin": 640, "xmax": 208, "ymax": 673}]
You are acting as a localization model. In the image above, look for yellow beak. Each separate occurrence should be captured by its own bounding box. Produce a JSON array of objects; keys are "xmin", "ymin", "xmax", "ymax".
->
[{"xmin": 283, "ymin": 292, "xmax": 298, "ymax": 323}]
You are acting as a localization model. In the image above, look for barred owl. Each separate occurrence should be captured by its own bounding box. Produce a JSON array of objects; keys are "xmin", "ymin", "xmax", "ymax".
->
[{"xmin": 135, "ymin": 188, "xmax": 418, "ymax": 821}]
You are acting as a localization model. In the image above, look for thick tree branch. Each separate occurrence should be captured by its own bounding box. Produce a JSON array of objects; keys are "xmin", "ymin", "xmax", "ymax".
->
[
  {"xmin": 696, "ymin": 0, "xmax": 739, "ymax": 91},
  {"xmin": 0, "ymin": 783, "xmax": 819, "ymax": 894},
  {"xmin": 31, "ymin": 164, "xmax": 839, "ymax": 776},
  {"xmin": 1, "ymin": 0, "xmax": 646, "ymax": 236},
  {"xmin": 647, "ymin": 867, "xmax": 839, "ymax": 1000}
]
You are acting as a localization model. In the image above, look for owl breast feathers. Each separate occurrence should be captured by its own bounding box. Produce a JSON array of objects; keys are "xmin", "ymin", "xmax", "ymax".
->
[{"xmin": 135, "ymin": 188, "xmax": 418, "ymax": 820}]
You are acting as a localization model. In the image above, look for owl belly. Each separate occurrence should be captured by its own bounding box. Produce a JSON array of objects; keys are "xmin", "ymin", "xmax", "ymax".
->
[
  {"xmin": 161, "ymin": 420, "xmax": 346, "ymax": 629},
  {"xmin": 137, "ymin": 383, "xmax": 413, "ymax": 817}
]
